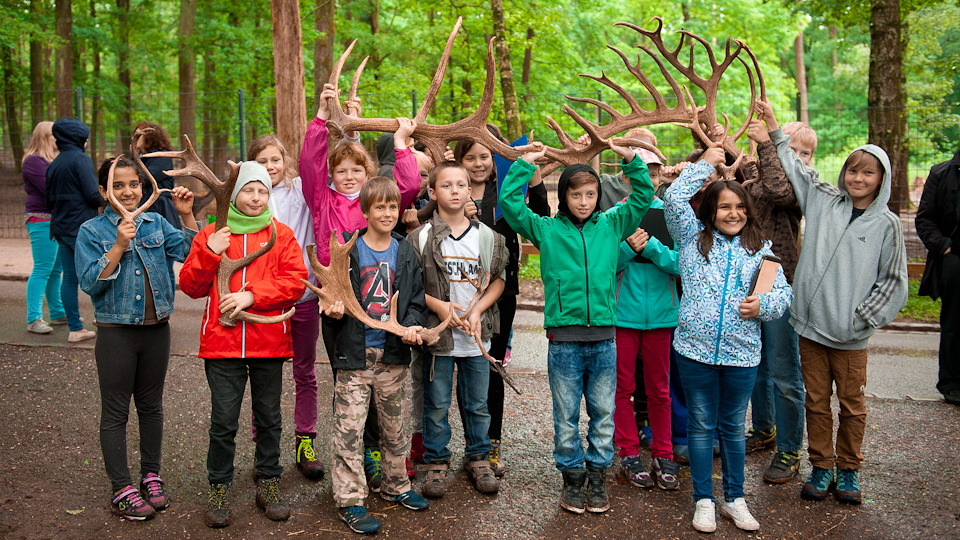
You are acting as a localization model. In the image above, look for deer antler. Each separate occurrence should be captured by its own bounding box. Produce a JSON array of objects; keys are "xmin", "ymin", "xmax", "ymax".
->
[
  {"xmin": 215, "ymin": 222, "xmax": 295, "ymax": 327},
  {"xmin": 678, "ymin": 85, "xmax": 746, "ymax": 182},
  {"xmin": 458, "ymin": 265, "xmax": 522, "ymax": 396},
  {"xmin": 104, "ymin": 132, "xmax": 173, "ymax": 221}
]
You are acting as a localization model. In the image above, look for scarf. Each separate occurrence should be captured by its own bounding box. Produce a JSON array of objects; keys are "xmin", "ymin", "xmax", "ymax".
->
[{"xmin": 226, "ymin": 202, "xmax": 273, "ymax": 234}]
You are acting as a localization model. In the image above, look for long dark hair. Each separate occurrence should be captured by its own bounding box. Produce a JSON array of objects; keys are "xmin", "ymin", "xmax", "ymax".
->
[
  {"xmin": 452, "ymin": 123, "xmax": 505, "ymax": 184},
  {"xmin": 696, "ymin": 180, "xmax": 765, "ymax": 262}
]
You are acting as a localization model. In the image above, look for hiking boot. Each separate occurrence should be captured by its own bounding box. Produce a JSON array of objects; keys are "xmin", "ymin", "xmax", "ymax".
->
[
  {"xmin": 139, "ymin": 473, "xmax": 169, "ymax": 510},
  {"xmin": 111, "ymin": 485, "xmax": 156, "ymax": 521},
  {"xmin": 673, "ymin": 443, "xmax": 689, "ymax": 464},
  {"xmin": 560, "ymin": 468, "xmax": 587, "ymax": 514},
  {"xmin": 763, "ymin": 451, "xmax": 801, "ymax": 484},
  {"xmin": 692, "ymin": 498, "xmax": 716, "ymax": 533},
  {"xmin": 620, "ymin": 454, "xmax": 653, "ymax": 488},
  {"xmin": 488, "ymin": 438, "xmax": 505, "ymax": 477},
  {"xmin": 585, "ymin": 466, "xmax": 609, "ymax": 513},
  {"xmin": 801, "ymin": 466, "xmax": 835, "ymax": 501},
  {"xmin": 410, "ymin": 432, "xmax": 425, "ymax": 464},
  {"xmin": 421, "ymin": 463, "xmax": 448, "ymax": 499},
  {"xmin": 652, "ymin": 457, "xmax": 680, "ymax": 490},
  {"xmin": 380, "ymin": 489, "xmax": 430, "ymax": 510},
  {"xmin": 745, "ymin": 427, "xmax": 776, "ymax": 454},
  {"xmin": 465, "ymin": 458, "xmax": 499, "ymax": 494},
  {"xmin": 719, "ymin": 497, "xmax": 760, "ymax": 531},
  {"xmin": 338, "ymin": 505, "xmax": 381, "ymax": 535},
  {"xmin": 255, "ymin": 477, "xmax": 290, "ymax": 521},
  {"xmin": 27, "ymin": 319, "xmax": 53, "ymax": 334},
  {"xmin": 295, "ymin": 435, "xmax": 325, "ymax": 480},
  {"xmin": 834, "ymin": 469, "xmax": 862, "ymax": 505},
  {"xmin": 204, "ymin": 483, "xmax": 231, "ymax": 528},
  {"xmin": 363, "ymin": 448, "xmax": 382, "ymax": 493}
]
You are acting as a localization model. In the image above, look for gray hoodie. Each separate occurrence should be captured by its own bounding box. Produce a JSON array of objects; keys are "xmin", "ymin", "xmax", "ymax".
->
[{"xmin": 772, "ymin": 130, "xmax": 908, "ymax": 350}]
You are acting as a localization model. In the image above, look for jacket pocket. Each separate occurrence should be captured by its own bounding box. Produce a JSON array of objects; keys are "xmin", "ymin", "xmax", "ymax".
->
[{"xmin": 556, "ymin": 278, "xmax": 563, "ymax": 313}]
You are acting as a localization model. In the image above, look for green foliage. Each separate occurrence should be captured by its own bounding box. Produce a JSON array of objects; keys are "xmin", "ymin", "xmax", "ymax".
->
[
  {"xmin": 900, "ymin": 279, "xmax": 941, "ymax": 323},
  {"xmin": 518, "ymin": 254, "xmax": 541, "ymax": 281}
]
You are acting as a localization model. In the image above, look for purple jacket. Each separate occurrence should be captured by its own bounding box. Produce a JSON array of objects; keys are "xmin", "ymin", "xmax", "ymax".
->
[{"xmin": 22, "ymin": 154, "xmax": 52, "ymax": 218}]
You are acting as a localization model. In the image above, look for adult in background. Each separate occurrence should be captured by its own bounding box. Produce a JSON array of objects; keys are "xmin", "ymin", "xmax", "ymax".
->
[
  {"xmin": 44, "ymin": 118, "xmax": 100, "ymax": 343},
  {"xmin": 915, "ymin": 147, "xmax": 960, "ymax": 405},
  {"xmin": 133, "ymin": 122, "xmax": 181, "ymax": 229},
  {"xmin": 22, "ymin": 121, "xmax": 65, "ymax": 334}
]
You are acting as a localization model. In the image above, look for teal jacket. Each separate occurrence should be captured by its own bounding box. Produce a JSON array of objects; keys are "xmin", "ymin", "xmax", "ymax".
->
[
  {"xmin": 499, "ymin": 157, "xmax": 654, "ymax": 329},
  {"xmin": 614, "ymin": 198, "xmax": 680, "ymax": 330}
]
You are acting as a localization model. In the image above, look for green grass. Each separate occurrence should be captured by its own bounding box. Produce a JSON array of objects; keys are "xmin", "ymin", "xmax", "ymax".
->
[
  {"xmin": 519, "ymin": 254, "xmax": 541, "ymax": 281},
  {"xmin": 899, "ymin": 278, "xmax": 941, "ymax": 323}
]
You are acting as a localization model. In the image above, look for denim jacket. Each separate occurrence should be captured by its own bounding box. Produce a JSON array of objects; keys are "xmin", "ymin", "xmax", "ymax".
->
[{"xmin": 76, "ymin": 207, "xmax": 195, "ymax": 324}]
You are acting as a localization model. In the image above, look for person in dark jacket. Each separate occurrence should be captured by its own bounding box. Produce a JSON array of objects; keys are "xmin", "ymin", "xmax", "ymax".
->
[
  {"xmin": 44, "ymin": 117, "xmax": 101, "ymax": 342},
  {"xmin": 133, "ymin": 122, "xmax": 181, "ymax": 229},
  {"xmin": 915, "ymin": 149, "xmax": 960, "ymax": 404}
]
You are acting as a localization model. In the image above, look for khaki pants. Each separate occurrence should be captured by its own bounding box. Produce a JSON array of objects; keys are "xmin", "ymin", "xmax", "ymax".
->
[
  {"xmin": 799, "ymin": 337, "xmax": 868, "ymax": 470},
  {"xmin": 332, "ymin": 348, "xmax": 410, "ymax": 507}
]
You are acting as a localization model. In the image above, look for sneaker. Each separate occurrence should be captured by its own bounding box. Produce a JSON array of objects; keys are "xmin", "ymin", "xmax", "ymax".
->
[
  {"xmin": 111, "ymin": 485, "xmax": 156, "ymax": 521},
  {"xmin": 719, "ymin": 497, "xmax": 760, "ymax": 531},
  {"xmin": 620, "ymin": 454, "xmax": 653, "ymax": 488},
  {"xmin": 834, "ymin": 469, "xmax": 862, "ymax": 505},
  {"xmin": 204, "ymin": 483, "xmax": 231, "ymax": 528},
  {"xmin": 380, "ymin": 489, "xmax": 430, "ymax": 510},
  {"xmin": 363, "ymin": 448, "xmax": 382, "ymax": 493},
  {"xmin": 639, "ymin": 425, "xmax": 653, "ymax": 450},
  {"xmin": 338, "ymin": 505, "xmax": 381, "ymax": 535},
  {"xmin": 488, "ymin": 438, "xmax": 505, "ymax": 477},
  {"xmin": 652, "ymin": 457, "xmax": 680, "ymax": 490},
  {"xmin": 255, "ymin": 477, "xmax": 290, "ymax": 521},
  {"xmin": 139, "ymin": 473, "xmax": 169, "ymax": 510},
  {"xmin": 673, "ymin": 443, "xmax": 689, "ymax": 465},
  {"xmin": 692, "ymin": 498, "xmax": 716, "ymax": 533},
  {"xmin": 27, "ymin": 319, "xmax": 53, "ymax": 334},
  {"xmin": 421, "ymin": 463, "xmax": 448, "ymax": 499},
  {"xmin": 763, "ymin": 451, "xmax": 801, "ymax": 484},
  {"xmin": 410, "ymin": 432, "xmax": 425, "ymax": 464},
  {"xmin": 295, "ymin": 435, "xmax": 325, "ymax": 480},
  {"xmin": 801, "ymin": 466, "xmax": 835, "ymax": 501},
  {"xmin": 585, "ymin": 466, "xmax": 609, "ymax": 513},
  {"xmin": 560, "ymin": 468, "xmax": 587, "ymax": 514},
  {"xmin": 465, "ymin": 458, "xmax": 499, "ymax": 494},
  {"xmin": 745, "ymin": 427, "xmax": 776, "ymax": 454},
  {"xmin": 68, "ymin": 329, "xmax": 97, "ymax": 343}
]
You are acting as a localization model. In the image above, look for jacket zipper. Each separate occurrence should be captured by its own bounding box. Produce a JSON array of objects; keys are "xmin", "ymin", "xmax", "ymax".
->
[
  {"xmin": 240, "ymin": 233, "xmax": 248, "ymax": 358},
  {"xmin": 556, "ymin": 278, "xmax": 563, "ymax": 312},
  {"xmin": 579, "ymin": 228, "xmax": 590, "ymax": 326},
  {"xmin": 714, "ymin": 241, "xmax": 732, "ymax": 361}
]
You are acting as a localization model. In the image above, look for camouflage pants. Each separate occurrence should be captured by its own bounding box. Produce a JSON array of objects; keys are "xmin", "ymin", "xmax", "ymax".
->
[
  {"xmin": 332, "ymin": 347, "xmax": 411, "ymax": 507},
  {"xmin": 410, "ymin": 348, "xmax": 424, "ymax": 432}
]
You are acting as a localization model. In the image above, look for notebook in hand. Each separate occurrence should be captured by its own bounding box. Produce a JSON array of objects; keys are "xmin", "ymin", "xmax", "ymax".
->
[
  {"xmin": 748, "ymin": 254, "xmax": 782, "ymax": 296},
  {"xmin": 632, "ymin": 208, "xmax": 675, "ymax": 265}
]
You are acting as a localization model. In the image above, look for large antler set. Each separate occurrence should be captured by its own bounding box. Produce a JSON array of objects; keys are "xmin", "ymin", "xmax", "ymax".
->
[
  {"xmin": 142, "ymin": 137, "xmax": 294, "ymax": 327},
  {"xmin": 322, "ymin": 17, "xmax": 764, "ymax": 178}
]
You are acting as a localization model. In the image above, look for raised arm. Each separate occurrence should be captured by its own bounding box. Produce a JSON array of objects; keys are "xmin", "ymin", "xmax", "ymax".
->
[
  {"xmin": 300, "ymin": 84, "xmax": 339, "ymax": 216},
  {"xmin": 392, "ymin": 117, "xmax": 422, "ymax": 211},
  {"xmin": 498, "ymin": 144, "xmax": 549, "ymax": 247},
  {"xmin": 605, "ymin": 144, "xmax": 654, "ymax": 240},
  {"xmin": 664, "ymin": 151, "xmax": 722, "ymax": 245}
]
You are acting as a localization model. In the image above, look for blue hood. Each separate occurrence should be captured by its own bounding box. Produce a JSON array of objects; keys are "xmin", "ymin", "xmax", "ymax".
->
[{"xmin": 52, "ymin": 118, "xmax": 90, "ymax": 152}]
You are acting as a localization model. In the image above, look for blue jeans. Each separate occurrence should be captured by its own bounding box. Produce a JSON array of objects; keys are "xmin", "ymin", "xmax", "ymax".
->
[
  {"xmin": 749, "ymin": 309, "xmax": 805, "ymax": 453},
  {"xmin": 547, "ymin": 339, "xmax": 616, "ymax": 470},
  {"xmin": 55, "ymin": 235, "xmax": 83, "ymax": 331},
  {"xmin": 26, "ymin": 221, "xmax": 63, "ymax": 323},
  {"xmin": 677, "ymin": 354, "xmax": 757, "ymax": 502},
  {"xmin": 422, "ymin": 354, "xmax": 491, "ymax": 462}
]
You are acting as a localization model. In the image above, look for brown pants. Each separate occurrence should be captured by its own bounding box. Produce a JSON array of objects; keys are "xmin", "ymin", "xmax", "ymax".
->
[{"xmin": 799, "ymin": 337, "xmax": 868, "ymax": 470}]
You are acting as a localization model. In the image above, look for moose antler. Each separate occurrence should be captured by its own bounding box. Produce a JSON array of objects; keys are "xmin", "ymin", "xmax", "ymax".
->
[{"xmin": 302, "ymin": 232, "xmax": 452, "ymax": 346}]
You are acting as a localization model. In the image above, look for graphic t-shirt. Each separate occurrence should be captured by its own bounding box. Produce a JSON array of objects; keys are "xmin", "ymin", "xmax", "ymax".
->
[
  {"xmin": 440, "ymin": 222, "xmax": 491, "ymax": 356},
  {"xmin": 356, "ymin": 235, "xmax": 399, "ymax": 349}
]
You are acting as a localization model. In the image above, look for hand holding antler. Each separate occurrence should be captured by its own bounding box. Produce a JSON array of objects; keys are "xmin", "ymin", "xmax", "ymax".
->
[
  {"xmin": 520, "ymin": 142, "xmax": 547, "ymax": 165},
  {"xmin": 219, "ymin": 288, "xmax": 254, "ymax": 319},
  {"xmin": 315, "ymin": 83, "xmax": 339, "ymax": 121}
]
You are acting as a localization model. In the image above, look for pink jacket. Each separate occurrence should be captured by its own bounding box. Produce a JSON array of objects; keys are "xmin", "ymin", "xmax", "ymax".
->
[{"xmin": 300, "ymin": 117, "xmax": 421, "ymax": 264}]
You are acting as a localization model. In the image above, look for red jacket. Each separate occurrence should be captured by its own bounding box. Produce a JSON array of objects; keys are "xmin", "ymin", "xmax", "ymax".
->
[{"xmin": 180, "ymin": 220, "xmax": 307, "ymax": 359}]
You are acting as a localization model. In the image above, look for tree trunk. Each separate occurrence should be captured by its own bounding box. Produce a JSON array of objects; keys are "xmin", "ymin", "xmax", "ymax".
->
[
  {"xmin": 179, "ymin": 0, "xmax": 197, "ymax": 144},
  {"xmin": 2, "ymin": 46, "xmax": 25, "ymax": 171},
  {"xmin": 116, "ymin": 0, "xmax": 132, "ymax": 151},
  {"xmin": 271, "ymin": 0, "xmax": 307, "ymax": 165},
  {"xmin": 55, "ymin": 0, "xmax": 73, "ymax": 118},
  {"xmin": 868, "ymin": 0, "xmax": 908, "ymax": 214},
  {"xmin": 89, "ymin": 0, "xmax": 101, "ymax": 164},
  {"xmin": 368, "ymin": 0, "xmax": 379, "ymax": 34},
  {"xmin": 829, "ymin": 26, "xmax": 838, "ymax": 69},
  {"xmin": 313, "ymin": 0, "xmax": 335, "ymax": 111},
  {"xmin": 522, "ymin": 27, "xmax": 533, "ymax": 85},
  {"xmin": 490, "ymin": 0, "xmax": 522, "ymax": 140},
  {"xmin": 30, "ymin": 1, "xmax": 44, "ymax": 126},
  {"xmin": 794, "ymin": 32, "xmax": 808, "ymax": 123}
]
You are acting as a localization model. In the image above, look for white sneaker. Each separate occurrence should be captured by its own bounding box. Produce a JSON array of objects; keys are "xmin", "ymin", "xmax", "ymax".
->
[
  {"xmin": 68, "ymin": 329, "xmax": 97, "ymax": 343},
  {"xmin": 720, "ymin": 497, "xmax": 760, "ymax": 531},
  {"xmin": 27, "ymin": 319, "xmax": 53, "ymax": 334},
  {"xmin": 692, "ymin": 498, "xmax": 716, "ymax": 533}
]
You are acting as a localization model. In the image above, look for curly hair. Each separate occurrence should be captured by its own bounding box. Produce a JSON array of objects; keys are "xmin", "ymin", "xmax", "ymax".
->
[{"xmin": 133, "ymin": 121, "xmax": 173, "ymax": 152}]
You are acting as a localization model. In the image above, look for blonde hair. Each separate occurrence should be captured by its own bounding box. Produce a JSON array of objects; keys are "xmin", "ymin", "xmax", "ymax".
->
[
  {"xmin": 23, "ymin": 121, "xmax": 58, "ymax": 165},
  {"xmin": 247, "ymin": 134, "xmax": 298, "ymax": 188},
  {"xmin": 782, "ymin": 122, "xmax": 818, "ymax": 153}
]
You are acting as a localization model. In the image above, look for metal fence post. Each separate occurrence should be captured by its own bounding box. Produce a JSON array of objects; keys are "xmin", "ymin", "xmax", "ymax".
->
[
  {"xmin": 238, "ymin": 89, "xmax": 246, "ymax": 158},
  {"xmin": 412, "ymin": 89, "xmax": 417, "ymax": 118},
  {"xmin": 74, "ymin": 87, "xmax": 83, "ymax": 120}
]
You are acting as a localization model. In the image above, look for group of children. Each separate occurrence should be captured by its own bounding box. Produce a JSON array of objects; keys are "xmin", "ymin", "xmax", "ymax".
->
[{"xmin": 50, "ymin": 86, "xmax": 907, "ymax": 534}]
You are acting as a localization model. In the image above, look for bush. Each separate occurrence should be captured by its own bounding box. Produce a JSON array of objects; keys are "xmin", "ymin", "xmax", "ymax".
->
[
  {"xmin": 519, "ymin": 254, "xmax": 541, "ymax": 281},
  {"xmin": 899, "ymin": 279, "xmax": 941, "ymax": 323}
]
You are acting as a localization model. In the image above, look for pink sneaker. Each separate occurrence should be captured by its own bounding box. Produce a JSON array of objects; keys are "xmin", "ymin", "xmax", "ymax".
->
[{"xmin": 139, "ymin": 473, "xmax": 169, "ymax": 510}]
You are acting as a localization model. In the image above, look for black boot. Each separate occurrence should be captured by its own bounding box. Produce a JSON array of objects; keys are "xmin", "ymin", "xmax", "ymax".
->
[
  {"xmin": 586, "ymin": 466, "xmax": 609, "ymax": 513},
  {"xmin": 560, "ymin": 468, "xmax": 587, "ymax": 514}
]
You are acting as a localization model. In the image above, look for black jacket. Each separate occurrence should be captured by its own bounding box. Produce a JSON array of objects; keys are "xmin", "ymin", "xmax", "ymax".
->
[
  {"xmin": 916, "ymin": 150, "xmax": 960, "ymax": 299},
  {"xmin": 140, "ymin": 155, "xmax": 182, "ymax": 229},
  {"xmin": 322, "ymin": 230, "xmax": 428, "ymax": 370},
  {"xmin": 45, "ymin": 118, "xmax": 102, "ymax": 239}
]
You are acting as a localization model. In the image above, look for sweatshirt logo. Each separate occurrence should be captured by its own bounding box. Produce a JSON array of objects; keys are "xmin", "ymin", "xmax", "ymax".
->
[{"xmin": 858, "ymin": 236, "xmax": 866, "ymax": 243}]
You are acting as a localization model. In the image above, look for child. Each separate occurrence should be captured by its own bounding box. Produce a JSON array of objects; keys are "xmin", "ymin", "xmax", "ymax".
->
[
  {"xmin": 179, "ymin": 162, "xmax": 307, "ymax": 528},
  {"xmin": 76, "ymin": 157, "xmax": 198, "ymax": 520},
  {"xmin": 768, "ymin": 107, "xmax": 908, "ymax": 506},
  {"xmin": 663, "ymin": 145, "xmax": 792, "ymax": 533},
  {"xmin": 323, "ymin": 177, "xmax": 431, "ymax": 534},
  {"xmin": 408, "ymin": 160, "xmax": 508, "ymax": 499},
  {"xmin": 499, "ymin": 140, "xmax": 653, "ymax": 515},
  {"xmin": 248, "ymin": 134, "xmax": 324, "ymax": 481}
]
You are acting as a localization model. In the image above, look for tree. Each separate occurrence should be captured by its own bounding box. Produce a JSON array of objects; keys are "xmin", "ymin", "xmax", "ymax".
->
[
  {"xmin": 271, "ymin": 0, "xmax": 307, "ymax": 164},
  {"xmin": 2, "ymin": 45, "xmax": 24, "ymax": 170},
  {"xmin": 314, "ymin": 0, "xmax": 335, "ymax": 110},
  {"xmin": 29, "ymin": 0, "xmax": 44, "ymax": 127},
  {"xmin": 55, "ymin": 0, "xmax": 72, "ymax": 118},
  {"xmin": 179, "ymin": 0, "xmax": 197, "ymax": 143},
  {"xmin": 490, "ymin": 0, "xmax": 522, "ymax": 140},
  {"xmin": 116, "ymin": 0, "xmax": 132, "ymax": 152},
  {"xmin": 795, "ymin": 32, "xmax": 808, "ymax": 123}
]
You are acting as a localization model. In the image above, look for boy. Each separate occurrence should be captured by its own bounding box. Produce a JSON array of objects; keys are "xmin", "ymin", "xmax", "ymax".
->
[
  {"xmin": 409, "ymin": 161, "xmax": 508, "ymax": 499},
  {"xmin": 499, "ymin": 140, "xmax": 653, "ymax": 514},
  {"xmin": 323, "ymin": 177, "xmax": 431, "ymax": 535},
  {"xmin": 767, "ymin": 104, "xmax": 908, "ymax": 505}
]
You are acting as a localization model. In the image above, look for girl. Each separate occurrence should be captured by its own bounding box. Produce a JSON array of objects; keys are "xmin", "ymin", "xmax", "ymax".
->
[
  {"xmin": 247, "ymin": 134, "xmax": 324, "ymax": 481},
  {"xmin": 179, "ymin": 162, "xmax": 307, "ymax": 528},
  {"xmin": 132, "ymin": 121, "xmax": 181, "ymax": 229},
  {"xmin": 75, "ymin": 157, "xmax": 198, "ymax": 520},
  {"xmin": 663, "ymin": 145, "xmax": 792, "ymax": 534},
  {"xmin": 22, "ymin": 121, "xmax": 65, "ymax": 334}
]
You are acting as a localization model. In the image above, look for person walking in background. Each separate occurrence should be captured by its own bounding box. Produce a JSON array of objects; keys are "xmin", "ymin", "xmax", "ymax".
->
[
  {"xmin": 44, "ymin": 118, "xmax": 100, "ymax": 343},
  {"xmin": 22, "ymin": 121, "xmax": 65, "ymax": 334}
]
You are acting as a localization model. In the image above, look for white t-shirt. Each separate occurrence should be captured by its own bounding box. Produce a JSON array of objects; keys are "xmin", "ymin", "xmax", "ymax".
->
[{"xmin": 441, "ymin": 223, "xmax": 491, "ymax": 357}]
